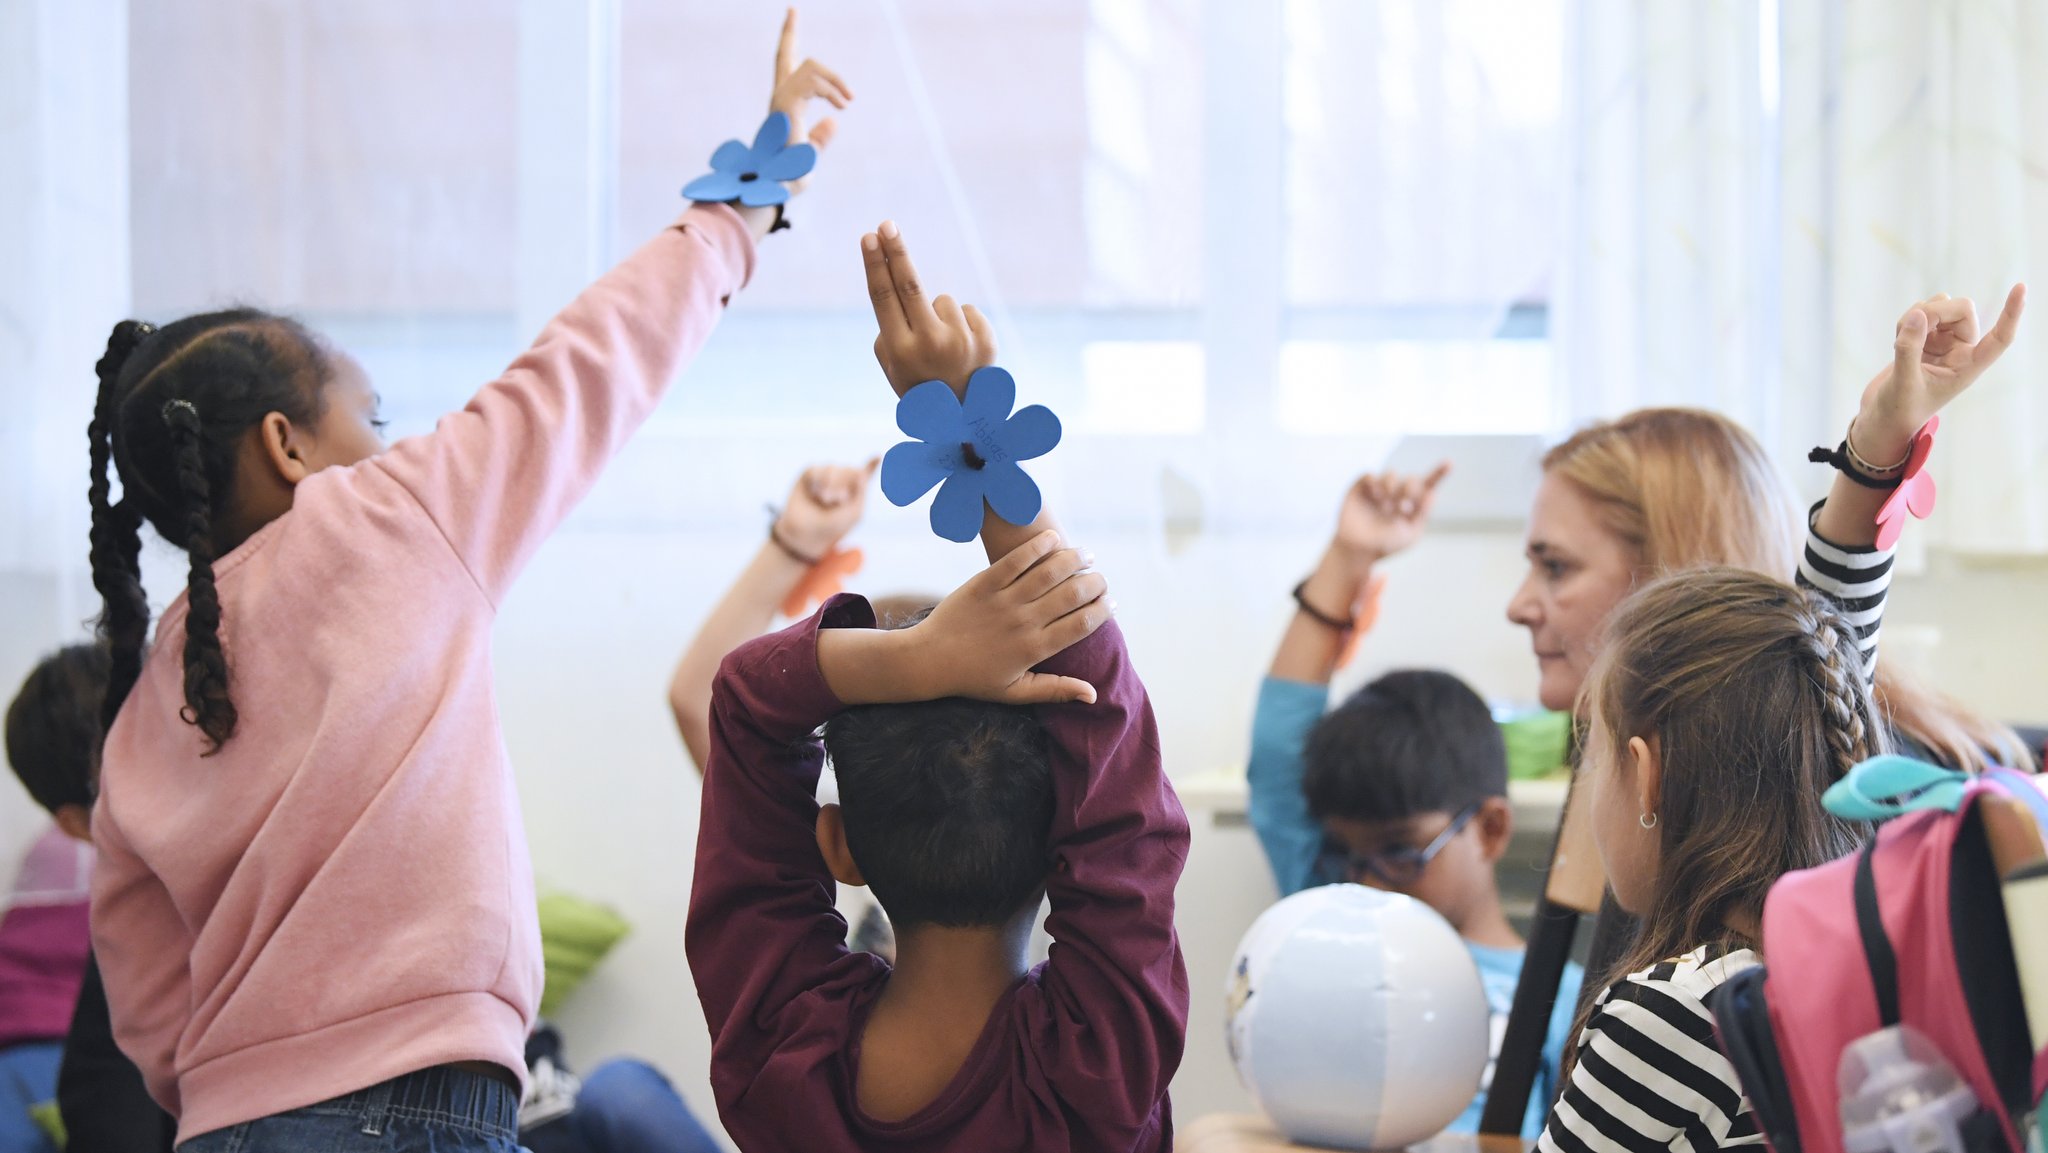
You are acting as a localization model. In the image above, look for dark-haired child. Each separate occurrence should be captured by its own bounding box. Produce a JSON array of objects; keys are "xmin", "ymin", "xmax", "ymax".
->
[
  {"xmin": 5, "ymin": 644, "xmax": 174, "ymax": 1153},
  {"xmin": 686, "ymin": 223, "xmax": 1188, "ymax": 1152},
  {"xmin": 81, "ymin": 21, "xmax": 849, "ymax": 1151},
  {"xmin": 1248, "ymin": 470, "xmax": 1580, "ymax": 1138}
]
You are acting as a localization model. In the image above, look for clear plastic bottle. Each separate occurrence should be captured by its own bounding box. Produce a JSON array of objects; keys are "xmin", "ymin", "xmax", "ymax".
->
[{"xmin": 1838, "ymin": 1026, "xmax": 1988, "ymax": 1153}]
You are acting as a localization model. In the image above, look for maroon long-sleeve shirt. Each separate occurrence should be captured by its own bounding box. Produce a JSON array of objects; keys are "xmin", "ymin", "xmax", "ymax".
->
[{"xmin": 687, "ymin": 594, "xmax": 1190, "ymax": 1152}]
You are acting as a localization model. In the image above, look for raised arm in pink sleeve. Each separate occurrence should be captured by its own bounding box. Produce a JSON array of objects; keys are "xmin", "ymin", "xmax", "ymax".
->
[
  {"xmin": 88, "ymin": 808, "xmax": 192, "ymax": 1116},
  {"xmin": 1025, "ymin": 621, "xmax": 1191, "ymax": 1143},
  {"xmin": 371, "ymin": 203, "xmax": 756, "ymax": 602},
  {"xmin": 687, "ymin": 595, "xmax": 879, "ymax": 1073}
]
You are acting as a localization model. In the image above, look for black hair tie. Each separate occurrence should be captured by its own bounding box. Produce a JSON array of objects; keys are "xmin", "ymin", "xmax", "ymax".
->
[{"xmin": 1808, "ymin": 442, "xmax": 1903, "ymax": 490}]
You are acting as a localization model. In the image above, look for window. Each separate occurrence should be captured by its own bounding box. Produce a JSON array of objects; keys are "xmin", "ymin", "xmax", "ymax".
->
[
  {"xmin": 123, "ymin": 0, "xmax": 1569, "ymax": 467},
  {"xmin": 1280, "ymin": 0, "xmax": 1564, "ymax": 435}
]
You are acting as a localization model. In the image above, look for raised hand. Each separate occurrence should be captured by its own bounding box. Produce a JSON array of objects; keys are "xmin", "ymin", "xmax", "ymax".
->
[
  {"xmin": 775, "ymin": 460, "xmax": 877, "ymax": 560},
  {"xmin": 861, "ymin": 221, "xmax": 995, "ymax": 397},
  {"xmin": 1855, "ymin": 286, "xmax": 2026, "ymax": 463},
  {"xmin": 1330, "ymin": 463, "xmax": 1451, "ymax": 575},
  {"xmin": 769, "ymin": 7, "xmax": 852, "ymax": 168},
  {"xmin": 904, "ymin": 530, "xmax": 1110, "ymax": 705}
]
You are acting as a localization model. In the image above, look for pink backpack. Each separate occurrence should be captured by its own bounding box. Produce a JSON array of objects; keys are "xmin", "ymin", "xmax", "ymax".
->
[{"xmin": 1712, "ymin": 760, "xmax": 2048, "ymax": 1153}]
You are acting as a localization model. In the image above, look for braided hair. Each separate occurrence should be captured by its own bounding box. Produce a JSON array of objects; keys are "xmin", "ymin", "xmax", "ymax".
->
[
  {"xmin": 1562, "ymin": 566, "xmax": 1884, "ymax": 1074},
  {"xmin": 1800, "ymin": 599, "xmax": 1877, "ymax": 781},
  {"xmin": 87, "ymin": 311, "xmax": 331, "ymax": 752}
]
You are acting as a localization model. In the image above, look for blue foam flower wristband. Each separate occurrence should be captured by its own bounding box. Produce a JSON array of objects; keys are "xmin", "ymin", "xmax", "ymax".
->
[
  {"xmin": 882, "ymin": 367, "xmax": 1062, "ymax": 543},
  {"xmin": 682, "ymin": 111, "xmax": 815, "ymax": 214}
]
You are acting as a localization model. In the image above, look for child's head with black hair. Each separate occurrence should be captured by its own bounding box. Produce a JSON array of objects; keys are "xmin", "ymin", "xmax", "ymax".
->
[
  {"xmin": 88, "ymin": 312, "xmax": 386, "ymax": 752},
  {"xmin": 814, "ymin": 602, "xmax": 1054, "ymax": 938},
  {"xmin": 1303, "ymin": 668, "xmax": 1513, "ymax": 936},
  {"xmin": 5, "ymin": 643, "xmax": 114, "ymax": 843},
  {"xmin": 819, "ymin": 700, "xmax": 1054, "ymax": 931}
]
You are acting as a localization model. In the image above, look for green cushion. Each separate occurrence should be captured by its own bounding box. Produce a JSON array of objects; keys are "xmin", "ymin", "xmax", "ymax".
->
[
  {"xmin": 537, "ymin": 891, "xmax": 632, "ymax": 1016},
  {"xmin": 30, "ymin": 1100, "xmax": 64, "ymax": 1149},
  {"xmin": 1499, "ymin": 708, "xmax": 1572, "ymax": 781}
]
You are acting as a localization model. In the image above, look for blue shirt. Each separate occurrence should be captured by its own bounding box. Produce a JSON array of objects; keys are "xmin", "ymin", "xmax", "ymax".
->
[{"xmin": 1247, "ymin": 676, "xmax": 1582, "ymax": 1139}]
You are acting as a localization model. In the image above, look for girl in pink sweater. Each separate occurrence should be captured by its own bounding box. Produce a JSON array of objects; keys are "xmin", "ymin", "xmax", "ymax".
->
[{"xmin": 80, "ymin": 16, "xmax": 849, "ymax": 1151}]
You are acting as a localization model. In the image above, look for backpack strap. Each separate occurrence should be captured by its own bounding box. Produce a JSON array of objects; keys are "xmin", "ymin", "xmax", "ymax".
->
[
  {"xmin": 1707, "ymin": 967, "xmax": 1804, "ymax": 1153},
  {"xmin": 1853, "ymin": 838, "xmax": 1902, "ymax": 1027},
  {"xmin": 1826, "ymin": 754, "xmax": 1970, "ymax": 822}
]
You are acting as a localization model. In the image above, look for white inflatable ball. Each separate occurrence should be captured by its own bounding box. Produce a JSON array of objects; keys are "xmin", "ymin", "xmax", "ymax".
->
[{"xmin": 1224, "ymin": 885, "xmax": 1491, "ymax": 1150}]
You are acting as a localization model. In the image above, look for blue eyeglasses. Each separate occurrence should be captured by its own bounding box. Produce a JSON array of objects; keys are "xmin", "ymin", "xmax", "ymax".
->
[{"xmin": 1314, "ymin": 803, "xmax": 1482, "ymax": 888}]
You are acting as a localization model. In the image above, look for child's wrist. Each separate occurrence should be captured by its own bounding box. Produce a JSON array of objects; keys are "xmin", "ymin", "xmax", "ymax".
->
[
  {"xmin": 820, "ymin": 628, "xmax": 926, "ymax": 706},
  {"xmin": 734, "ymin": 203, "xmax": 780, "ymax": 241},
  {"xmin": 1317, "ymin": 544, "xmax": 1380, "ymax": 592},
  {"xmin": 1851, "ymin": 402, "xmax": 1923, "ymax": 464},
  {"xmin": 1300, "ymin": 553, "xmax": 1367, "ymax": 623},
  {"xmin": 871, "ymin": 626, "xmax": 938, "ymax": 702}
]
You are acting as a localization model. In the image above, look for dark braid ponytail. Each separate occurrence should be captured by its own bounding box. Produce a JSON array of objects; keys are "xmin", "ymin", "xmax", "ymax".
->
[
  {"xmin": 89, "ymin": 322, "xmax": 156, "ymax": 733},
  {"xmin": 87, "ymin": 309, "xmax": 333, "ymax": 752},
  {"xmin": 160, "ymin": 399, "xmax": 236, "ymax": 747}
]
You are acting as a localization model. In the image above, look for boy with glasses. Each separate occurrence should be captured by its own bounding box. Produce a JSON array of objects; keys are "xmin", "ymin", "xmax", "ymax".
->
[{"xmin": 1247, "ymin": 470, "xmax": 1581, "ymax": 1139}]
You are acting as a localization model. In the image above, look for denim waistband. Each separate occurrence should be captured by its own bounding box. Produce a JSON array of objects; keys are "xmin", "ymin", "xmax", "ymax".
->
[{"xmin": 299, "ymin": 1064, "xmax": 520, "ymax": 1139}]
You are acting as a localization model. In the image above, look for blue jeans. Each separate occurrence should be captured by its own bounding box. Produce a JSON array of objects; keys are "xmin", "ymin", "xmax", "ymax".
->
[
  {"xmin": 176, "ymin": 1065, "xmax": 521, "ymax": 1153},
  {"xmin": 523, "ymin": 1061, "xmax": 719, "ymax": 1153},
  {"xmin": 0, "ymin": 1041, "xmax": 61, "ymax": 1153}
]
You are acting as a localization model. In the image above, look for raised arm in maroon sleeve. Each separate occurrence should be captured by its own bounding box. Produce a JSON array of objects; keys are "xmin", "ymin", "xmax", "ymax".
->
[
  {"xmin": 687, "ymin": 596, "xmax": 882, "ymax": 1087},
  {"xmin": 1017, "ymin": 617, "xmax": 1190, "ymax": 1149}
]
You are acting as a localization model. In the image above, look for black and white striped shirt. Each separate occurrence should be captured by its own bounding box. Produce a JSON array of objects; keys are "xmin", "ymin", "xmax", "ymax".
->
[
  {"xmin": 1538, "ymin": 946, "xmax": 1764, "ymax": 1153},
  {"xmin": 1537, "ymin": 512, "xmax": 1895, "ymax": 1153},
  {"xmin": 1794, "ymin": 501, "xmax": 1894, "ymax": 687}
]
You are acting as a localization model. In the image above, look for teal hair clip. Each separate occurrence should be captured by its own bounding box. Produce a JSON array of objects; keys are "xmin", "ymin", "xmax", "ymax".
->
[{"xmin": 1824, "ymin": 753, "xmax": 1970, "ymax": 822}]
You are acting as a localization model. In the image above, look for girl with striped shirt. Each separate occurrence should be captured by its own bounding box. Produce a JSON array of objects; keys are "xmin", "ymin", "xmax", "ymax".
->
[{"xmin": 1537, "ymin": 288, "xmax": 2028, "ymax": 1153}]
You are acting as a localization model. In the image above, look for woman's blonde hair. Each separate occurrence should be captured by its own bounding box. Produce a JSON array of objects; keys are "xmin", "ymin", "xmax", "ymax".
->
[{"xmin": 1545, "ymin": 408, "xmax": 2032, "ymax": 772}]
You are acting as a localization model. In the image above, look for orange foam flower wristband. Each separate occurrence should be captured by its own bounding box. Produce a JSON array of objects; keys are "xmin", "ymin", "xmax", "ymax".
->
[
  {"xmin": 1333, "ymin": 574, "xmax": 1389, "ymax": 671},
  {"xmin": 781, "ymin": 547, "xmax": 865, "ymax": 619}
]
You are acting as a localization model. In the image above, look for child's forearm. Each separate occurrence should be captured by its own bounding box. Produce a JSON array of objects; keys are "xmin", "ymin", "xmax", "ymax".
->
[
  {"xmin": 978, "ymin": 505, "xmax": 1063, "ymax": 567},
  {"xmin": 816, "ymin": 626, "xmax": 929, "ymax": 705},
  {"xmin": 1269, "ymin": 545, "xmax": 1369, "ymax": 684},
  {"xmin": 1812, "ymin": 473, "xmax": 1886, "ymax": 549},
  {"xmin": 671, "ymin": 541, "xmax": 813, "ymax": 771},
  {"xmin": 733, "ymin": 203, "xmax": 782, "ymax": 242}
]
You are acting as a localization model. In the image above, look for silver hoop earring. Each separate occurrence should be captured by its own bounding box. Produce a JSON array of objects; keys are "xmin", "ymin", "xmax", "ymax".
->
[{"xmin": 1639, "ymin": 812, "xmax": 1658, "ymax": 830}]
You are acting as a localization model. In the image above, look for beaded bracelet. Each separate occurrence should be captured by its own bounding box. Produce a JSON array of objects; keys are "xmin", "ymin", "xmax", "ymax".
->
[{"xmin": 1290, "ymin": 581, "xmax": 1355, "ymax": 633}]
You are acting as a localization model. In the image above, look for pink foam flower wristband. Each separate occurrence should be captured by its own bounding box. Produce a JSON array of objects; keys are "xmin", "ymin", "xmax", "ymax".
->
[{"xmin": 1873, "ymin": 417, "xmax": 1939, "ymax": 550}]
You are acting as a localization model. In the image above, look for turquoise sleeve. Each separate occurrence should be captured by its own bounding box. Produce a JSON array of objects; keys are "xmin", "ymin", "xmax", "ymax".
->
[
  {"xmin": 1530, "ymin": 960, "xmax": 1590, "ymax": 1134},
  {"xmin": 1247, "ymin": 677, "xmax": 1332, "ymax": 897}
]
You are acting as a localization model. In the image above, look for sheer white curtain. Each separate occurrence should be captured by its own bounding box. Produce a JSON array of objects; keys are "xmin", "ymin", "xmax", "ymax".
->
[
  {"xmin": 1781, "ymin": 0, "xmax": 2048, "ymax": 554},
  {"xmin": 1557, "ymin": 0, "xmax": 2048, "ymax": 553},
  {"xmin": 1552, "ymin": 0, "xmax": 1780, "ymax": 441}
]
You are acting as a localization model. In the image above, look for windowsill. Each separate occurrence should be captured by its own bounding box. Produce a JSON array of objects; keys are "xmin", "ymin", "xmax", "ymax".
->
[{"xmin": 1176, "ymin": 765, "xmax": 1570, "ymax": 828}]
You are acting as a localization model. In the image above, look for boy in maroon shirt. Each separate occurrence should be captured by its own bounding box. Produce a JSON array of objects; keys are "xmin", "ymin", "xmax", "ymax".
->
[{"xmin": 685, "ymin": 223, "xmax": 1189, "ymax": 1153}]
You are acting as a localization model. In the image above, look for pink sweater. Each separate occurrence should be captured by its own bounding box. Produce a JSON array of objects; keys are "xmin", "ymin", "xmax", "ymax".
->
[{"xmin": 90, "ymin": 204, "xmax": 754, "ymax": 1143}]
